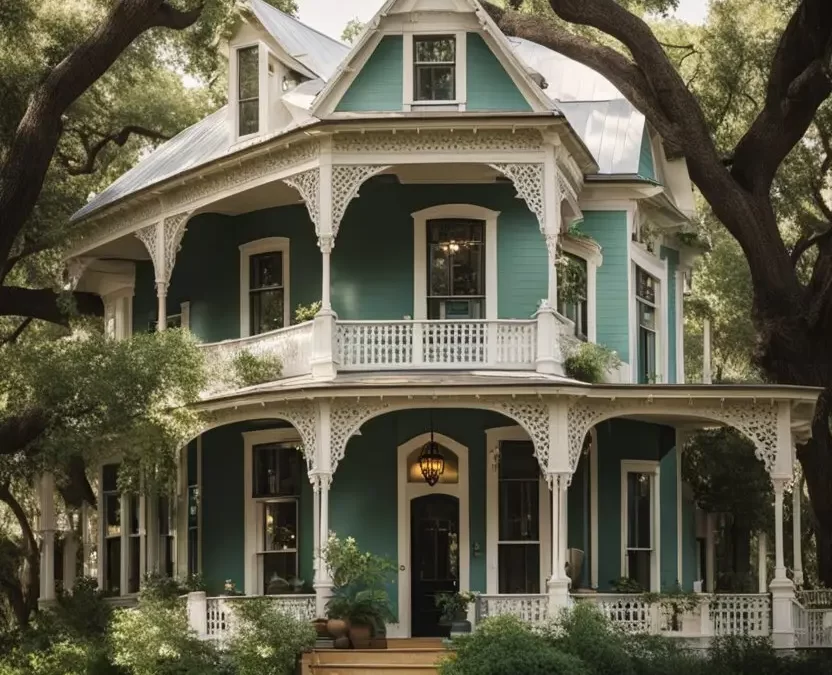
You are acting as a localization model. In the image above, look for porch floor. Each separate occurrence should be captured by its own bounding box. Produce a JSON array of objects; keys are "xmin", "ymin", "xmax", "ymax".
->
[{"xmin": 302, "ymin": 638, "xmax": 447, "ymax": 675}]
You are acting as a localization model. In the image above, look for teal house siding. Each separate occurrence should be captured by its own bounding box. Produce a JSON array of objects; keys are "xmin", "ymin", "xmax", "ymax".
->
[
  {"xmin": 466, "ymin": 34, "xmax": 531, "ymax": 112},
  {"xmin": 336, "ymin": 36, "xmax": 403, "ymax": 112},
  {"xmin": 200, "ymin": 421, "xmax": 313, "ymax": 595},
  {"xmin": 596, "ymin": 419, "xmax": 678, "ymax": 590},
  {"xmin": 660, "ymin": 448, "xmax": 679, "ymax": 588},
  {"xmin": 682, "ymin": 488, "xmax": 698, "ymax": 589},
  {"xmin": 661, "ymin": 246, "xmax": 679, "ymax": 384},
  {"xmin": 567, "ymin": 455, "xmax": 591, "ymax": 587},
  {"xmin": 579, "ymin": 211, "xmax": 630, "ymax": 362},
  {"xmin": 638, "ymin": 128, "xmax": 656, "ymax": 181}
]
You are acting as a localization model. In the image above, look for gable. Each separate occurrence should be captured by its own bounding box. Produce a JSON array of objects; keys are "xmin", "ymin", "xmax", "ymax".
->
[
  {"xmin": 335, "ymin": 36, "xmax": 404, "ymax": 113},
  {"xmin": 466, "ymin": 33, "xmax": 531, "ymax": 112},
  {"xmin": 638, "ymin": 128, "xmax": 656, "ymax": 181}
]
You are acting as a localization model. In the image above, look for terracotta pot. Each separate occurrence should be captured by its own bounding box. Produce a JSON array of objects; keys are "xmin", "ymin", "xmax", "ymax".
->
[
  {"xmin": 327, "ymin": 618, "xmax": 349, "ymax": 640},
  {"xmin": 313, "ymin": 619, "xmax": 329, "ymax": 638},
  {"xmin": 349, "ymin": 623, "xmax": 372, "ymax": 649}
]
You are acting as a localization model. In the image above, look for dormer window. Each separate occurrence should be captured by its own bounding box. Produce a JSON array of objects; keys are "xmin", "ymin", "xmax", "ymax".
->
[
  {"xmin": 414, "ymin": 36, "xmax": 456, "ymax": 101},
  {"xmin": 237, "ymin": 46, "xmax": 260, "ymax": 136}
]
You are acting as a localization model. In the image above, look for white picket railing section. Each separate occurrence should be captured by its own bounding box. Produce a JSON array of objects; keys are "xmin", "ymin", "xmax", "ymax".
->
[
  {"xmin": 476, "ymin": 594, "xmax": 549, "ymax": 624},
  {"xmin": 579, "ymin": 594, "xmax": 658, "ymax": 633},
  {"xmin": 710, "ymin": 594, "xmax": 770, "ymax": 636},
  {"xmin": 797, "ymin": 588, "xmax": 832, "ymax": 608},
  {"xmin": 336, "ymin": 320, "xmax": 537, "ymax": 370},
  {"xmin": 200, "ymin": 322, "xmax": 314, "ymax": 394},
  {"xmin": 202, "ymin": 594, "xmax": 316, "ymax": 646}
]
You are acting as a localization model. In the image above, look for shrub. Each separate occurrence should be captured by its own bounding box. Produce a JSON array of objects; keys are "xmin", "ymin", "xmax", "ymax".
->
[
  {"xmin": 293, "ymin": 302, "xmax": 321, "ymax": 323},
  {"xmin": 140, "ymin": 572, "xmax": 205, "ymax": 602},
  {"xmin": 224, "ymin": 598, "xmax": 316, "ymax": 675},
  {"xmin": 231, "ymin": 350, "xmax": 282, "ymax": 387},
  {"xmin": 564, "ymin": 342, "xmax": 621, "ymax": 383},
  {"xmin": 440, "ymin": 614, "xmax": 588, "ymax": 675},
  {"xmin": 109, "ymin": 599, "xmax": 221, "ymax": 675},
  {"xmin": 547, "ymin": 603, "xmax": 635, "ymax": 675}
]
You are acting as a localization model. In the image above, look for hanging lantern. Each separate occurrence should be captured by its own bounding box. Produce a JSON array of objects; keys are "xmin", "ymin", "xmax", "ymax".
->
[{"xmin": 419, "ymin": 439, "xmax": 445, "ymax": 486}]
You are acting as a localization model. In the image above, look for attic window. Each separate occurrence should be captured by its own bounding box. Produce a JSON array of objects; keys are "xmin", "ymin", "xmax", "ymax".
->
[
  {"xmin": 414, "ymin": 36, "xmax": 456, "ymax": 101},
  {"xmin": 237, "ymin": 46, "xmax": 259, "ymax": 136}
]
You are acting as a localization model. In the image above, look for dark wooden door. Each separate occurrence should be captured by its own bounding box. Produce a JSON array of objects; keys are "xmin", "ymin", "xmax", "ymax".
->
[{"xmin": 410, "ymin": 494, "xmax": 460, "ymax": 637}]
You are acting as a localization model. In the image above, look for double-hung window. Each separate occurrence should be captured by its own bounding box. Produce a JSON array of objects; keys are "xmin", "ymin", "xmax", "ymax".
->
[
  {"xmin": 158, "ymin": 496, "xmax": 174, "ymax": 579},
  {"xmin": 557, "ymin": 253, "xmax": 588, "ymax": 341},
  {"xmin": 414, "ymin": 36, "xmax": 456, "ymax": 101},
  {"xmin": 497, "ymin": 441, "xmax": 541, "ymax": 594},
  {"xmin": 635, "ymin": 267, "xmax": 658, "ymax": 383},
  {"xmin": 102, "ymin": 464, "xmax": 121, "ymax": 594},
  {"xmin": 250, "ymin": 252, "xmax": 285, "ymax": 335},
  {"xmin": 622, "ymin": 463, "xmax": 657, "ymax": 590},
  {"xmin": 427, "ymin": 220, "xmax": 485, "ymax": 320},
  {"xmin": 237, "ymin": 46, "xmax": 260, "ymax": 136},
  {"xmin": 187, "ymin": 473, "xmax": 200, "ymax": 577},
  {"xmin": 253, "ymin": 442, "xmax": 302, "ymax": 595}
]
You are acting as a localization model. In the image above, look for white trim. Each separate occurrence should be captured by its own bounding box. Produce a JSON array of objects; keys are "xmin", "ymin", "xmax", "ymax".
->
[
  {"xmin": 239, "ymin": 237, "xmax": 291, "ymax": 338},
  {"xmin": 675, "ymin": 268, "xmax": 685, "ymax": 383},
  {"xmin": 242, "ymin": 428, "xmax": 302, "ymax": 596},
  {"xmin": 620, "ymin": 460, "xmax": 660, "ymax": 592},
  {"xmin": 411, "ymin": 204, "xmax": 499, "ymax": 320},
  {"xmin": 403, "ymin": 31, "xmax": 467, "ymax": 110},
  {"xmin": 589, "ymin": 428, "xmax": 599, "ymax": 589},
  {"xmin": 484, "ymin": 426, "xmax": 551, "ymax": 595},
  {"xmin": 395, "ymin": 432, "xmax": 469, "ymax": 638},
  {"xmin": 630, "ymin": 242, "xmax": 669, "ymax": 384},
  {"xmin": 560, "ymin": 235, "xmax": 602, "ymax": 344},
  {"xmin": 230, "ymin": 41, "xmax": 266, "ymax": 144}
]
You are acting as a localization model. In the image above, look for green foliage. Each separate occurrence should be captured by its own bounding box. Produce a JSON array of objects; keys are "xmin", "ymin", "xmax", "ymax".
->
[
  {"xmin": 556, "ymin": 250, "xmax": 588, "ymax": 306},
  {"xmin": 224, "ymin": 598, "xmax": 315, "ymax": 675},
  {"xmin": 341, "ymin": 18, "xmax": 365, "ymax": 44},
  {"xmin": 549, "ymin": 603, "xmax": 636, "ymax": 675},
  {"xmin": 440, "ymin": 614, "xmax": 588, "ymax": 675},
  {"xmin": 293, "ymin": 301, "xmax": 321, "ymax": 324},
  {"xmin": 108, "ymin": 599, "xmax": 222, "ymax": 675},
  {"xmin": 435, "ymin": 590, "xmax": 478, "ymax": 622},
  {"xmin": 139, "ymin": 572, "xmax": 205, "ymax": 603},
  {"xmin": 231, "ymin": 350, "xmax": 283, "ymax": 388},
  {"xmin": 564, "ymin": 342, "xmax": 621, "ymax": 383},
  {"xmin": 609, "ymin": 576, "xmax": 645, "ymax": 593}
]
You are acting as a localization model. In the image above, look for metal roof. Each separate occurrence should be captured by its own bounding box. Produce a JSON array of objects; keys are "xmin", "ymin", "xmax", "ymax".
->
[
  {"xmin": 72, "ymin": 22, "xmax": 647, "ymax": 223},
  {"xmin": 507, "ymin": 37, "xmax": 646, "ymax": 175},
  {"xmin": 249, "ymin": 0, "xmax": 348, "ymax": 81}
]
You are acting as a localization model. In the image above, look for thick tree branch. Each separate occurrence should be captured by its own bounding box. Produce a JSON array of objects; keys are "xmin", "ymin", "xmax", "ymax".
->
[
  {"xmin": 0, "ymin": 318, "xmax": 33, "ymax": 346},
  {"xmin": 791, "ymin": 228, "xmax": 832, "ymax": 267},
  {"xmin": 0, "ymin": 287, "xmax": 103, "ymax": 325},
  {"xmin": 60, "ymin": 125, "xmax": 172, "ymax": 176},
  {"xmin": 0, "ymin": 0, "xmax": 203, "ymax": 271},
  {"xmin": 0, "ymin": 410, "xmax": 49, "ymax": 458}
]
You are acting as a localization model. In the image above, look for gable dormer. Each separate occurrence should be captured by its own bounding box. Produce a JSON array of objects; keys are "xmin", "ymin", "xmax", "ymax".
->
[{"xmin": 314, "ymin": 0, "xmax": 552, "ymax": 117}]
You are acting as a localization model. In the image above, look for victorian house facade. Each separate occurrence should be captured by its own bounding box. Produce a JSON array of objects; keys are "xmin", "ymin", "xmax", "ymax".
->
[{"xmin": 42, "ymin": 0, "xmax": 824, "ymax": 648}]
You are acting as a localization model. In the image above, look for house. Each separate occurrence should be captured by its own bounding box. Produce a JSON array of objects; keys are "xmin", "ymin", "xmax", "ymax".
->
[{"xmin": 46, "ymin": 0, "xmax": 822, "ymax": 648}]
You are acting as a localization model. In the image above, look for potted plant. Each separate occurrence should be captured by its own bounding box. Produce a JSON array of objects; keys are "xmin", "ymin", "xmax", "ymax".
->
[
  {"xmin": 322, "ymin": 534, "xmax": 397, "ymax": 649},
  {"xmin": 436, "ymin": 591, "xmax": 477, "ymax": 637}
]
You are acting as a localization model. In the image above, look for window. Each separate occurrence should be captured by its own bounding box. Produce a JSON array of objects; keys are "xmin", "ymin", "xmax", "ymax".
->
[
  {"xmin": 414, "ymin": 36, "xmax": 456, "ymax": 101},
  {"xmin": 557, "ymin": 253, "xmax": 588, "ymax": 341},
  {"xmin": 497, "ymin": 441, "xmax": 540, "ymax": 594},
  {"xmin": 427, "ymin": 220, "xmax": 484, "ymax": 320},
  {"xmin": 187, "ymin": 481, "xmax": 200, "ymax": 577},
  {"xmin": 158, "ymin": 496, "xmax": 174, "ymax": 579},
  {"xmin": 250, "ymin": 252, "xmax": 285, "ymax": 335},
  {"xmin": 252, "ymin": 442, "xmax": 303, "ymax": 594},
  {"xmin": 622, "ymin": 463, "xmax": 657, "ymax": 590},
  {"xmin": 635, "ymin": 267, "xmax": 658, "ymax": 383},
  {"xmin": 237, "ymin": 46, "xmax": 259, "ymax": 136},
  {"xmin": 102, "ymin": 464, "xmax": 121, "ymax": 594},
  {"xmin": 127, "ymin": 495, "xmax": 140, "ymax": 593}
]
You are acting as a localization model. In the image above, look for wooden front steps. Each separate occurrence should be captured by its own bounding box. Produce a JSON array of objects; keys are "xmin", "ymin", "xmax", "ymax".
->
[{"xmin": 302, "ymin": 638, "xmax": 448, "ymax": 675}]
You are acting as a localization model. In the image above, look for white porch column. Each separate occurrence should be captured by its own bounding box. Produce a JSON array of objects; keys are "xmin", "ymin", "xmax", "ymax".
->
[
  {"xmin": 773, "ymin": 479, "xmax": 788, "ymax": 581},
  {"xmin": 758, "ymin": 531, "xmax": 768, "ymax": 594},
  {"xmin": 38, "ymin": 473, "xmax": 56, "ymax": 602},
  {"xmin": 545, "ymin": 400, "xmax": 570, "ymax": 612},
  {"xmin": 155, "ymin": 283, "xmax": 167, "ymax": 332},
  {"xmin": 146, "ymin": 495, "xmax": 160, "ymax": 575},
  {"xmin": 793, "ymin": 475, "xmax": 804, "ymax": 587},
  {"xmin": 314, "ymin": 400, "xmax": 334, "ymax": 617},
  {"xmin": 81, "ymin": 503, "xmax": 92, "ymax": 578}
]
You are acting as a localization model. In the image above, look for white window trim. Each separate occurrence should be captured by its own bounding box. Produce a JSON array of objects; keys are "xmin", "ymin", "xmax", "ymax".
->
[
  {"xmin": 243, "ymin": 428, "xmax": 302, "ymax": 596},
  {"xmin": 629, "ymin": 242, "xmax": 669, "ymax": 384},
  {"xmin": 231, "ymin": 41, "xmax": 269, "ymax": 143},
  {"xmin": 395, "ymin": 432, "xmax": 469, "ymax": 638},
  {"xmin": 620, "ymin": 460, "xmax": 661, "ymax": 592},
  {"xmin": 403, "ymin": 31, "xmax": 467, "ymax": 111},
  {"xmin": 485, "ymin": 426, "xmax": 551, "ymax": 595},
  {"xmin": 412, "ymin": 204, "xmax": 498, "ymax": 321},
  {"xmin": 239, "ymin": 237, "xmax": 291, "ymax": 338},
  {"xmin": 176, "ymin": 436, "xmax": 202, "ymax": 579},
  {"xmin": 675, "ymin": 268, "xmax": 685, "ymax": 383},
  {"xmin": 560, "ymin": 236, "xmax": 602, "ymax": 344}
]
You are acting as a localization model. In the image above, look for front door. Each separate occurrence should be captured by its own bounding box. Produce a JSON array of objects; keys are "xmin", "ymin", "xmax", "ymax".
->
[{"xmin": 410, "ymin": 494, "xmax": 460, "ymax": 637}]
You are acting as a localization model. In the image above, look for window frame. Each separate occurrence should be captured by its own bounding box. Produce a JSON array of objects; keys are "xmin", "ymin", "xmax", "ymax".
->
[
  {"xmin": 234, "ymin": 44, "xmax": 262, "ymax": 140},
  {"xmin": 243, "ymin": 428, "xmax": 304, "ymax": 596},
  {"xmin": 413, "ymin": 35, "xmax": 457, "ymax": 102},
  {"xmin": 629, "ymin": 240, "xmax": 668, "ymax": 385},
  {"xmin": 635, "ymin": 266, "xmax": 659, "ymax": 383},
  {"xmin": 559, "ymin": 234, "xmax": 601, "ymax": 343},
  {"xmin": 620, "ymin": 460, "xmax": 660, "ymax": 592},
  {"xmin": 426, "ymin": 219, "xmax": 486, "ymax": 320},
  {"xmin": 403, "ymin": 32, "xmax": 467, "ymax": 110},
  {"xmin": 239, "ymin": 238, "xmax": 291, "ymax": 338},
  {"xmin": 412, "ymin": 205, "xmax": 498, "ymax": 321}
]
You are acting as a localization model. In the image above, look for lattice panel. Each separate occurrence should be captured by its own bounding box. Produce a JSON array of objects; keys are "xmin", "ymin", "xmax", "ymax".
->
[
  {"xmin": 284, "ymin": 168, "xmax": 320, "ymax": 229},
  {"xmin": 330, "ymin": 399, "xmax": 391, "ymax": 473},
  {"xmin": 491, "ymin": 398, "xmax": 550, "ymax": 471},
  {"xmin": 135, "ymin": 223, "xmax": 160, "ymax": 280},
  {"xmin": 162, "ymin": 213, "xmax": 190, "ymax": 283},
  {"xmin": 489, "ymin": 163, "xmax": 546, "ymax": 232},
  {"xmin": 332, "ymin": 128, "xmax": 543, "ymax": 153},
  {"xmin": 331, "ymin": 165, "xmax": 391, "ymax": 238}
]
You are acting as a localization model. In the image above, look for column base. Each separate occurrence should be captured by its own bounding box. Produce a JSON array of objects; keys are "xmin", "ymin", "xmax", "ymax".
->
[
  {"xmin": 547, "ymin": 577, "xmax": 571, "ymax": 617},
  {"xmin": 311, "ymin": 310, "xmax": 339, "ymax": 381},
  {"xmin": 770, "ymin": 577, "xmax": 796, "ymax": 649},
  {"xmin": 314, "ymin": 580, "xmax": 334, "ymax": 619}
]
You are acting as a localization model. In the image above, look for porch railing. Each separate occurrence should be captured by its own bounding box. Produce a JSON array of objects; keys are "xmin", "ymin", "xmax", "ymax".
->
[
  {"xmin": 188, "ymin": 593, "xmax": 316, "ymax": 646},
  {"xmin": 709, "ymin": 593, "xmax": 770, "ymax": 636},
  {"xmin": 336, "ymin": 319, "xmax": 538, "ymax": 370},
  {"xmin": 200, "ymin": 321, "xmax": 314, "ymax": 394},
  {"xmin": 476, "ymin": 594, "xmax": 549, "ymax": 624}
]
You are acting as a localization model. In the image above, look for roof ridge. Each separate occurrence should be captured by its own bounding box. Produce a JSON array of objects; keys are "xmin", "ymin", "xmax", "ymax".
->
[{"xmin": 249, "ymin": 0, "xmax": 347, "ymax": 50}]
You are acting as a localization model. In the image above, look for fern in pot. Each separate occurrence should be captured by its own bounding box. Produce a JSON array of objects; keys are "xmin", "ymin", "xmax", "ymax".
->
[{"xmin": 436, "ymin": 590, "xmax": 477, "ymax": 637}]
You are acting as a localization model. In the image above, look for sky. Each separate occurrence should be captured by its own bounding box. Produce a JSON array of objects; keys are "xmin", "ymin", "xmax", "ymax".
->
[{"xmin": 299, "ymin": 0, "xmax": 710, "ymax": 42}]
